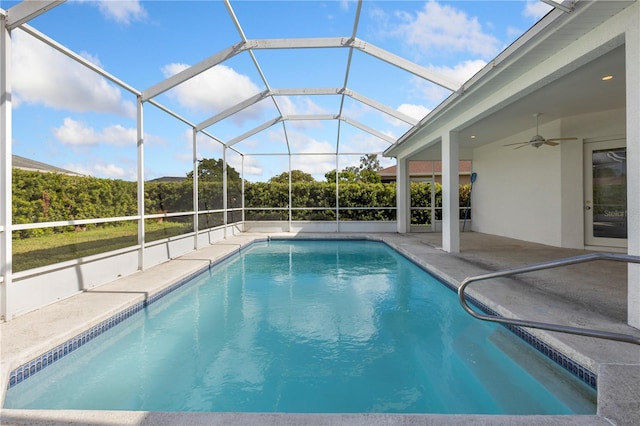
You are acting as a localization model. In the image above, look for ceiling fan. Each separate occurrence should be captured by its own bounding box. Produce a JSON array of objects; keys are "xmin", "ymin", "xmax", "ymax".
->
[{"xmin": 504, "ymin": 113, "xmax": 577, "ymax": 149}]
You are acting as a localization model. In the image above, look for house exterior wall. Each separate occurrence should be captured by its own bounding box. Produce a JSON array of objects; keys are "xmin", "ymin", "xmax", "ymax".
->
[
  {"xmin": 472, "ymin": 121, "xmax": 563, "ymax": 246},
  {"xmin": 472, "ymin": 110, "xmax": 626, "ymax": 248}
]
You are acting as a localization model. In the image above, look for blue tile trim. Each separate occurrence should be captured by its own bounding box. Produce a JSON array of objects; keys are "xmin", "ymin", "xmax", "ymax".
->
[
  {"xmin": 7, "ymin": 239, "xmax": 597, "ymax": 392},
  {"xmin": 6, "ymin": 259, "xmax": 227, "ymax": 389},
  {"xmin": 427, "ymin": 269, "xmax": 598, "ymax": 390}
]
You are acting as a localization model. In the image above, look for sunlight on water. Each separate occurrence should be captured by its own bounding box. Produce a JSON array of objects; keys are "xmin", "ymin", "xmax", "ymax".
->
[{"xmin": 4, "ymin": 240, "xmax": 596, "ymax": 414}]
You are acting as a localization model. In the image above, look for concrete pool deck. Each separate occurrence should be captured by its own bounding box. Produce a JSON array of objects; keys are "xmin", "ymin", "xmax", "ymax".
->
[{"xmin": 1, "ymin": 231, "xmax": 639, "ymax": 425}]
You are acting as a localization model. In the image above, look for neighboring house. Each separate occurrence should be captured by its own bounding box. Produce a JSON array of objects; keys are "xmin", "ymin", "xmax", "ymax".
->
[
  {"xmin": 12, "ymin": 154, "xmax": 83, "ymax": 176},
  {"xmin": 147, "ymin": 176, "xmax": 186, "ymax": 183},
  {"xmin": 379, "ymin": 161, "xmax": 472, "ymax": 185}
]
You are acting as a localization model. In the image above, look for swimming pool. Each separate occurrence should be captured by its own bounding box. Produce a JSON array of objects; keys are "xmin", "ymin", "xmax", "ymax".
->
[{"xmin": 4, "ymin": 239, "xmax": 596, "ymax": 414}]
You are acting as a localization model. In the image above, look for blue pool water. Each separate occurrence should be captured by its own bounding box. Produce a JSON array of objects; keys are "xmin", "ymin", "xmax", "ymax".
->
[{"xmin": 4, "ymin": 240, "xmax": 596, "ymax": 414}]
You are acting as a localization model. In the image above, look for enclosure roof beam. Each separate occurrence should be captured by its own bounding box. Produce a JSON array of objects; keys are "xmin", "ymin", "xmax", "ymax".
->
[
  {"xmin": 283, "ymin": 114, "xmax": 337, "ymax": 121},
  {"xmin": 340, "ymin": 116, "xmax": 396, "ymax": 143},
  {"xmin": 6, "ymin": 0, "xmax": 65, "ymax": 29},
  {"xmin": 345, "ymin": 89, "xmax": 418, "ymax": 126},
  {"xmin": 196, "ymin": 90, "xmax": 270, "ymax": 131},
  {"xmin": 142, "ymin": 38, "xmax": 347, "ymax": 101},
  {"xmin": 143, "ymin": 35, "xmax": 453, "ymax": 101},
  {"xmin": 142, "ymin": 41, "xmax": 247, "ymax": 101},
  {"xmin": 18, "ymin": 24, "xmax": 140, "ymax": 95},
  {"xmin": 345, "ymin": 38, "xmax": 461, "ymax": 91},
  {"xmin": 224, "ymin": 113, "xmax": 395, "ymax": 150},
  {"xmin": 540, "ymin": 0, "xmax": 575, "ymax": 13},
  {"xmin": 197, "ymin": 86, "xmax": 416, "ymax": 133},
  {"xmin": 272, "ymin": 88, "xmax": 341, "ymax": 96},
  {"xmin": 226, "ymin": 117, "xmax": 282, "ymax": 148}
]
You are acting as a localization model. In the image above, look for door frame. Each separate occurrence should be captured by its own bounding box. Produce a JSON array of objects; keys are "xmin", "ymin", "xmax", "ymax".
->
[{"xmin": 583, "ymin": 136, "xmax": 627, "ymax": 249}]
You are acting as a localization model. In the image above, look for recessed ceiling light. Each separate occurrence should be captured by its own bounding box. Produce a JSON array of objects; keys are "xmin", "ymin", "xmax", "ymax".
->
[
  {"xmin": 602, "ymin": 75, "xmax": 614, "ymax": 81},
  {"xmin": 470, "ymin": 135, "xmax": 476, "ymax": 139}
]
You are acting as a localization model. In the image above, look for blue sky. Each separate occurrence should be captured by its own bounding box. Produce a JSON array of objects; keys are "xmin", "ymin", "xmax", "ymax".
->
[{"xmin": 3, "ymin": 0, "xmax": 553, "ymax": 181}]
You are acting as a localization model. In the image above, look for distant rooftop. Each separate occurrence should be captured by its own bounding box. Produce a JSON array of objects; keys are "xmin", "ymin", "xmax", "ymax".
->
[
  {"xmin": 12, "ymin": 155, "xmax": 82, "ymax": 176},
  {"xmin": 147, "ymin": 176, "xmax": 187, "ymax": 183}
]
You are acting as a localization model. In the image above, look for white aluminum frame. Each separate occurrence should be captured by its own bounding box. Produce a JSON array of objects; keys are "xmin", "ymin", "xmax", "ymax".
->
[{"xmin": 0, "ymin": 0, "xmax": 465, "ymax": 320}]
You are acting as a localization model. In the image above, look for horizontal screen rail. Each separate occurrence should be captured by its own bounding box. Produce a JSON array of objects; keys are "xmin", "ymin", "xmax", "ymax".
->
[{"xmin": 458, "ymin": 253, "xmax": 640, "ymax": 345}]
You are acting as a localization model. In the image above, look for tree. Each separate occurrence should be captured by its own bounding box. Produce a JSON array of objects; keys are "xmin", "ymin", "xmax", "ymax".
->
[
  {"xmin": 324, "ymin": 154, "xmax": 382, "ymax": 183},
  {"xmin": 359, "ymin": 154, "xmax": 381, "ymax": 173},
  {"xmin": 358, "ymin": 154, "xmax": 382, "ymax": 183},
  {"xmin": 269, "ymin": 170, "xmax": 316, "ymax": 184},
  {"xmin": 187, "ymin": 158, "xmax": 241, "ymax": 183},
  {"xmin": 324, "ymin": 169, "xmax": 357, "ymax": 183}
]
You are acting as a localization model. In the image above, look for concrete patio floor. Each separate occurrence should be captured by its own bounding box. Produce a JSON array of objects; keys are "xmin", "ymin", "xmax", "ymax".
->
[{"xmin": 1, "ymin": 231, "xmax": 639, "ymax": 425}]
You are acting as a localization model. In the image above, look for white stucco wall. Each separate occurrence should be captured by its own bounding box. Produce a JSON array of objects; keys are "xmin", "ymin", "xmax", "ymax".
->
[
  {"xmin": 472, "ymin": 120, "xmax": 563, "ymax": 246},
  {"xmin": 472, "ymin": 110, "xmax": 626, "ymax": 248}
]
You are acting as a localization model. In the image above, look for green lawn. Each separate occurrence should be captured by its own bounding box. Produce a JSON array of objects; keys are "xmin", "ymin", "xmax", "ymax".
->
[{"xmin": 12, "ymin": 221, "xmax": 191, "ymax": 272}]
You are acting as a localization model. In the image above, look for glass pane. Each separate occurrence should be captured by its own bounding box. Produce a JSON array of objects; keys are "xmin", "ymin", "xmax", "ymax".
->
[
  {"xmin": 592, "ymin": 149, "xmax": 627, "ymax": 238},
  {"xmin": 411, "ymin": 181, "xmax": 433, "ymax": 226}
]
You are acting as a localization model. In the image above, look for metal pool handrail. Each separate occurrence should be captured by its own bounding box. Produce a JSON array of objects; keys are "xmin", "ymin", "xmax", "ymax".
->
[{"xmin": 458, "ymin": 252, "xmax": 640, "ymax": 345}]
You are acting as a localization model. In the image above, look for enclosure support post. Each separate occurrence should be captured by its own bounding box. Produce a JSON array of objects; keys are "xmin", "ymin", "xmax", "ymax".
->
[
  {"xmin": 241, "ymin": 155, "xmax": 245, "ymax": 225},
  {"xmin": 0, "ymin": 16, "xmax": 13, "ymax": 320},
  {"xmin": 223, "ymin": 146, "xmax": 228, "ymax": 238},
  {"xmin": 136, "ymin": 97, "xmax": 145, "ymax": 270},
  {"xmin": 626, "ymin": 4, "xmax": 640, "ymax": 329},
  {"xmin": 335, "ymin": 155, "xmax": 339, "ymax": 233},
  {"xmin": 288, "ymin": 154, "xmax": 293, "ymax": 232},
  {"xmin": 193, "ymin": 128, "xmax": 199, "ymax": 248},
  {"xmin": 396, "ymin": 157, "xmax": 409, "ymax": 234},
  {"xmin": 442, "ymin": 131, "xmax": 460, "ymax": 253}
]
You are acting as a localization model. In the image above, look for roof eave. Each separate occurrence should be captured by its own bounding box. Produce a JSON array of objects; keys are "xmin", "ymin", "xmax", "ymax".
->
[{"xmin": 384, "ymin": 5, "xmax": 571, "ymax": 158}]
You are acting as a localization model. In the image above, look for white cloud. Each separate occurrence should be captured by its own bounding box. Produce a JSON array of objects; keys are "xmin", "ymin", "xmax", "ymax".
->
[
  {"xmin": 340, "ymin": 131, "xmax": 395, "ymax": 154},
  {"xmin": 76, "ymin": 0, "xmax": 147, "ymax": 25},
  {"xmin": 53, "ymin": 118, "xmax": 98, "ymax": 145},
  {"xmin": 12, "ymin": 31, "xmax": 135, "ymax": 116},
  {"xmin": 410, "ymin": 77, "xmax": 451, "ymax": 107},
  {"xmin": 507, "ymin": 26, "xmax": 525, "ymax": 40},
  {"xmin": 278, "ymin": 96, "xmax": 327, "ymax": 116},
  {"xmin": 162, "ymin": 63, "xmax": 263, "ymax": 121},
  {"xmin": 101, "ymin": 124, "xmax": 138, "ymax": 145},
  {"xmin": 97, "ymin": 0, "xmax": 147, "ymax": 24},
  {"xmin": 63, "ymin": 161, "xmax": 130, "ymax": 179},
  {"xmin": 62, "ymin": 162, "xmax": 93, "ymax": 176},
  {"xmin": 228, "ymin": 155, "xmax": 263, "ymax": 177},
  {"xmin": 393, "ymin": 0, "xmax": 500, "ymax": 59},
  {"xmin": 397, "ymin": 104, "xmax": 430, "ymax": 121},
  {"xmin": 94, "ymin": 163, "xmax": 127, "ymax": 178},
  {"xmin": 431, "ymin": 59, "xmax": 488, "ymax": 85},
  {"xmin": 53, "ymin": 118, "xmax": 145, "ymax": 146},
  {"xmin": 407, "ymin": 59, "xmax": 486, "ymax": 107},
  {"xmin": 258, "ymin": 130, "xmax": 336, "ymax": 175},
  {"xmin": 523, "ymin": 0, "xmax": 553, "ymax": 20},
  {"xmin": 276, "ymin": 96, "xmax": 329, "ymax": 129}
]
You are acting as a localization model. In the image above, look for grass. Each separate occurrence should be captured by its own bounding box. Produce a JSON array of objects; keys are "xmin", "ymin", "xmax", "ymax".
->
[{"xmin": 12, "ymin": 221, "xmax": 191, "ymax": 272}]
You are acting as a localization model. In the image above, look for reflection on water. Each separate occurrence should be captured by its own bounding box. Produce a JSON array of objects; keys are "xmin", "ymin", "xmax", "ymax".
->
[{"xmin": 4, "ymin": 240, "xmax": 596, "ymax": 414}]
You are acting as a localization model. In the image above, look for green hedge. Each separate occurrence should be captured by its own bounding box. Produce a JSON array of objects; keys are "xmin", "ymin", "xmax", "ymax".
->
[{"xmin": 11, "ymin": 169, "xmax": 470, "ymax": 238}]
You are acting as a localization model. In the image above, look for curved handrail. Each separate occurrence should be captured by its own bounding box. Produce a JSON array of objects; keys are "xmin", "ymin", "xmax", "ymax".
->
[{"xmin": 458, "ymin": 252, "xmax": 640, "ymax": 345}]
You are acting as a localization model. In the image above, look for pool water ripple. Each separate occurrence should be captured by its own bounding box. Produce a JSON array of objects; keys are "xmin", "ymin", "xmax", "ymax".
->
[{"xmin": 4, "ymin": 240, "xmax": 596, "ymax": 414}]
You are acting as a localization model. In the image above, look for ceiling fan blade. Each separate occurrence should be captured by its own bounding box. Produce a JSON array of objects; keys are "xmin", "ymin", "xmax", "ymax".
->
[
  {"xmin": 546, "ymin": 137, "xmax": 578, "ymax": 141},
  {"xmin": 504, "ymin": 141, "xmax": 529, "ymax": 147},
  {"xmin": 514, "ymin": 144, "xmax": 529, "ymax": 150},
  {"xmin": 544, "ymin": 141, "xmax": 559, "ymax": 146}
]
